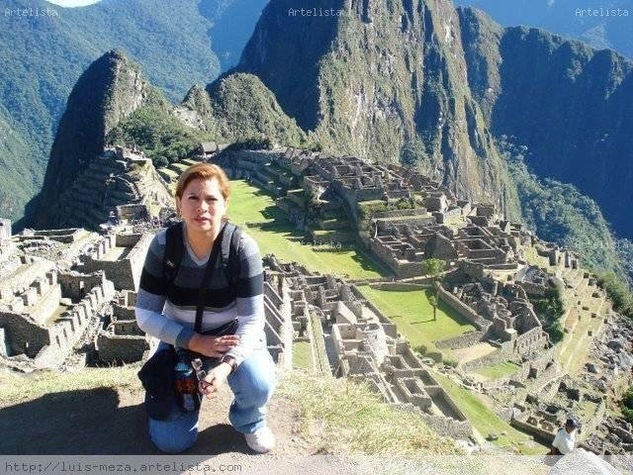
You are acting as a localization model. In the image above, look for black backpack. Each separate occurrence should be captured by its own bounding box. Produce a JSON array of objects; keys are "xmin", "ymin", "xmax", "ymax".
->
[{"xmin": 162, "ymin": 220, "xmax": 242, "ymax": 331}]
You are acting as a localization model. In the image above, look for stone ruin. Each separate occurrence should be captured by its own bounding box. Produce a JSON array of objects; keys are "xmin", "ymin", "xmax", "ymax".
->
[
  {"xmin": 1, "ymin": 145, "xmax": 629, "ymax": 451},
  {"xmin": 441, "ymin": 279, "xmax": 550, "ymax": 360},
  {"xmin": 509, "ymin": 374, "xmax": 606, "ymax": 446},
  {"xmin": 214, "ymin": 147, "xmax": 541, "ymax": 279},
  {"xmin": 577, "ymin": 311, "xmax": 633, "ymax": 454},
  {"xmin": 0, "ymin": 247, "xmax": 115, "ymax": 369},
  {"xmin": 0, "ymin": 214, "xmax": 293, "ymax": 370},
  {"xmin": 263, "ymin": 255, "xmax": 474, "ymax": 441},
  {"xmin": 0, "ymin": 219, "xmax": 16, "ymax": 264},
  {"xmin": 74, "ymin": 230, "xmax": 153, "ymax": 291},
  {"xmin": 95, "ymin": 290, "xmax": 149, "ymax": 364}
]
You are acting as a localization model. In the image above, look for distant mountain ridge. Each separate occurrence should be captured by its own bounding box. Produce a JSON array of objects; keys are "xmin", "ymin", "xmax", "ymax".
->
[
  {"xmin": 27, "ymin": 0, "xmax": 633, "ymax": 281},
  {"xmin": 454, "ymin": 0, "xmax": 633, "ymax": 59}
]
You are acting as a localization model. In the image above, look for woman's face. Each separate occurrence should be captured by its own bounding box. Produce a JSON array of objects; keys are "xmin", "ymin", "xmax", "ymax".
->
[{"xmin": 177, "ymin": 177, "xmax": 228, "ymax": 235}]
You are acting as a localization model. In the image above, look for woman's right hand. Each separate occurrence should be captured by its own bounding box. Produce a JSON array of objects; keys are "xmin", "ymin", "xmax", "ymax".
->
[{"xmin": 188, "ymin": 333, "xmax": 240, "ymax": 358}]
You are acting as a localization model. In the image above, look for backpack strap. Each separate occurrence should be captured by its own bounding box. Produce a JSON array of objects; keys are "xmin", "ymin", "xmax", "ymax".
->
[
  {"xmin": 221, "ymin": 222, "xmax": 243, "ymax": 288},
  {"xmin": 163, "ymin": 221, "xmax": 185, "ymax": 295}
]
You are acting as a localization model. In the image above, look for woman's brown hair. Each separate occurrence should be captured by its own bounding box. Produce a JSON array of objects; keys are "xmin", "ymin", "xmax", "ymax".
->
[{"xmin": 175, "ymin": 163, "xmax": 231, "ymax": 219}]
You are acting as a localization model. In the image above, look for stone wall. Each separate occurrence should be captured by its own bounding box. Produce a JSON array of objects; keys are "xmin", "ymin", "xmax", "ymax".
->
[
  {"xmin": 349, "ymin": 285, "xmax": 398, "ymax": 339},
  {"xmin": 460, "ymin": 347, "xmax": 505, "ymax": 372},
  {"xmin": 78, "ymin": 233, "xmax": 152, "ymax": 291},
  {"xmin": 510, "ymin": 417, "xmax": 555, "ymax": 444},
  {"xmin": 0, "ymin": 312, "xmax": 50, "ymax": 357},
  {"xmin": 368, "ymin": 282, "xmax": 428, "ymax": 291},
  {"xmin": 96, "ymin": 333, "xmax": 151, "ymax": 364},
  {"xmin": 57, "ymin": 271, "xmax": 108, "ymax": 302},
  {"xmin": 435, "ymin": 330, "xmax": 485, "ymax": 350},
  {"xmin": 436, "ymin": 283, "xmax": 490, "ymax": 331},
  {"xmin": 399, "ymin": 404, "xmax": 474, "ymax": 439}
]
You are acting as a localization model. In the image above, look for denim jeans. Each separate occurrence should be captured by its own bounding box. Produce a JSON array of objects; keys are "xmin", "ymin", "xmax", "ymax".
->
[{"xmin": 147, "ymin": 339, "xmax": 277, "ymax": 454}]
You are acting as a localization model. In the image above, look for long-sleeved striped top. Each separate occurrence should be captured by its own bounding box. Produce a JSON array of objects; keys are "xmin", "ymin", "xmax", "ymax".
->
[{"xmin": 135, "ymin": 221, "xmax": 265, "ymax": 367}]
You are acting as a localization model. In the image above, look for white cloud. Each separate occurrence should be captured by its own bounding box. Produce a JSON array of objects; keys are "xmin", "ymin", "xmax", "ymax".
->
[{"xmin": 45, "ymin": 0, "xmax": 101, "ymax": 7}]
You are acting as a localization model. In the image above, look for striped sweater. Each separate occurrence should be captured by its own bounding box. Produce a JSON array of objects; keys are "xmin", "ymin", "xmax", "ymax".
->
[{"xmin": 135, "ymin": 222, "xmax": 265, "ymax": 367}]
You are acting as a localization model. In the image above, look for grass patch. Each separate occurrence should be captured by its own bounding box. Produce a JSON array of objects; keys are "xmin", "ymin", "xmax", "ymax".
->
[
  {"xmin": 431, "ymin": 371, "xmax": 546, "ymax": 454},
  {"xmin": 0, "ymin": 366, "xmax": 142, "ymax": 408},
  {"xmin": 523, "ymin": 246, "xmax": 552, "ymax": 269},
  {"xmin": 277, "ymin": 370, "xmax": 461, "ymax": 455},
  {"xmin": 474, "ymin": 361, "xmax": 521, "ymax": 380},
  {"xmin": 356, "ymin": 286, "xmax": 475, "ymax": 356},
  {"xmin": 292, "ymin": 341, "xmax": 313, "ymax": 371},
  {"xmin": 228, "ymin": 180, "xmax": 390, "ymax": 279}
]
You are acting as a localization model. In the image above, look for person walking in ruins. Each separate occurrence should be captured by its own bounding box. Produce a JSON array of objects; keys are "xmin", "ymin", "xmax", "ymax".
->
[
  {"xmin": 135, "ymin": 163, "xmax": 276, "ymax": 454},
  {"xmin": 549, "ymin": 417, "xmax": 579, "ymax": 455}
]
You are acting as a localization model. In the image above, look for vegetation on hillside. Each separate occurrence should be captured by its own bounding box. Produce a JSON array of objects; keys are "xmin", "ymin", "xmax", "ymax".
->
[
  {"xmin": 278, "ymin": 370, "xmax": 460, "ymax": 455},
  {"xmin": 206, "ymin": 73, "xmax": 308, "ymax": 147},
  {"xmin": 621, "ymin": 386, "xmax": 633, "ymax": 424},
  {"xmin": 532, "ymin": 290, "xmax": 566, "ymax": 343},
  {"xmin": 599, "ymin": 273, "xmax": 633, "ymax": 320},
  {"xmin": 498, "ymin": 137, "xmax": 621, "ymax": 275},
  {"xmin": 499, "ymin": 137, "xmax": 633, "ymax": 318},
  {"xmin": 106, "ymin": 85, "xmax": 212, "ymax": 166}
]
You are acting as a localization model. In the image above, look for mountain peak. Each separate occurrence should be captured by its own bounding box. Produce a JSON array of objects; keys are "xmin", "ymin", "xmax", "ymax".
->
[{"xmin": 31, "ymin": 50, "xmax": 156, "ymax": 228}]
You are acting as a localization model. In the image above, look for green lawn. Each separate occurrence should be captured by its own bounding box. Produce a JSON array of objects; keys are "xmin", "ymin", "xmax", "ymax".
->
[
  {"xmin": 227, "ymin": 180, "xmax": 390, "ymax": 279},
  {"xmin": 431, "ymin": 371, "xmax": 546, "ymax": 454},
  {"xmin": 474, "ymin": 360, "xmax": 521, "ymax": 380},
  {"xmin": 356, "ymin": 286, "xmax": 475, "ymax": 355},
  {"xmin": 293, "ymin": 341, "xmax": 313, "ymax": 371}
]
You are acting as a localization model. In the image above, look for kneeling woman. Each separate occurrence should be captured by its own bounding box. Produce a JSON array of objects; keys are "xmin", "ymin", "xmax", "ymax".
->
[{"xmin": 135, "ymin": 163, "xmax": 276, "ymax": 454}]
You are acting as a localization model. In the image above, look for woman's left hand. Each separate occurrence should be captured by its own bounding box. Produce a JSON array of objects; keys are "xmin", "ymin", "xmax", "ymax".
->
[{"xmin": 199, "ymin": 362, "xmax": 232, "ymax": 396}]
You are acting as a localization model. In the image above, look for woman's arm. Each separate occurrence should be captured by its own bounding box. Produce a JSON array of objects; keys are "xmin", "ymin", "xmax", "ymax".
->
[
  {"xmin": 222, "ymin": 232, "xmax": 266, "ymax": 367},
  {"xmin": 135, "ymin": 230, "xmax": 193, "ymax": 347}
]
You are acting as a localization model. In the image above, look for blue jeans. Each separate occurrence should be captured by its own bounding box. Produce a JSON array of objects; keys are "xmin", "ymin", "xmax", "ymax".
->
[{"xmin": 147, "ymin": 341, "xmax": 277, "ymax": 454}]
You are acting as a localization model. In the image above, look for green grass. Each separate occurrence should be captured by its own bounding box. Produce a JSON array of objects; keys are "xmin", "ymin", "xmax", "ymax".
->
[
  {"xmin": 523, "ymin": 246, "xmax": 552, "ymax": 269},
  {"xmin": 431, "ymin": 371, "xmax": 546, "ymax": 454},
  {"xmin": 0, "ymin": 366, "xmax": 142, "ymax": 407},
  {"xmin": 277, "ymin": 370, "xmax": 461, "ymax": 455},
  {"xmin": 293, "ymin": 341, "xmax": 313, "ymax": 371},
  {"xmin": 228, "ymin": 180, "xmax": 390, "ymax": 279},
  {"xmin": 474, "ymin": 360, "xmax": 521, "ymax": 380},
  {"xmin": 356, "ymin": 286, "xmax": 475, "ymax": 356}
]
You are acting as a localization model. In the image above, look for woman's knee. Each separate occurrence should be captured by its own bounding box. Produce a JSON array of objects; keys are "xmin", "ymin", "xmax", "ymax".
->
[
  {"xmin": 148, "ymin": 417, "xmax": 198, "ymax": 454},
  {"xmin": 231, "ymin": 355, "xmax": 276, "ymax": 406}
]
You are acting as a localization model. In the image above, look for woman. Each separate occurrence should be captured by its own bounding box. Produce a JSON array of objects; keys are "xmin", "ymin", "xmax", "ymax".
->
[{"xmin": 135, "ymin": 163, "xmax": 276, "ymax": 454}]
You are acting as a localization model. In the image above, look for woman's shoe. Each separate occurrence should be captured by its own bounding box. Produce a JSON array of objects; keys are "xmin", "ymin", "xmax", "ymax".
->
[{"xmin": 244, "ymin": 426, "xmax": 275, "ymax": 453}]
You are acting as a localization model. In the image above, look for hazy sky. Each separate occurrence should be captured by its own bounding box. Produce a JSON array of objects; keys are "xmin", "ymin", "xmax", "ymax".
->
[{"xmin": 45, "ymin": 0, "xmax": 101, "ymax": 7}]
